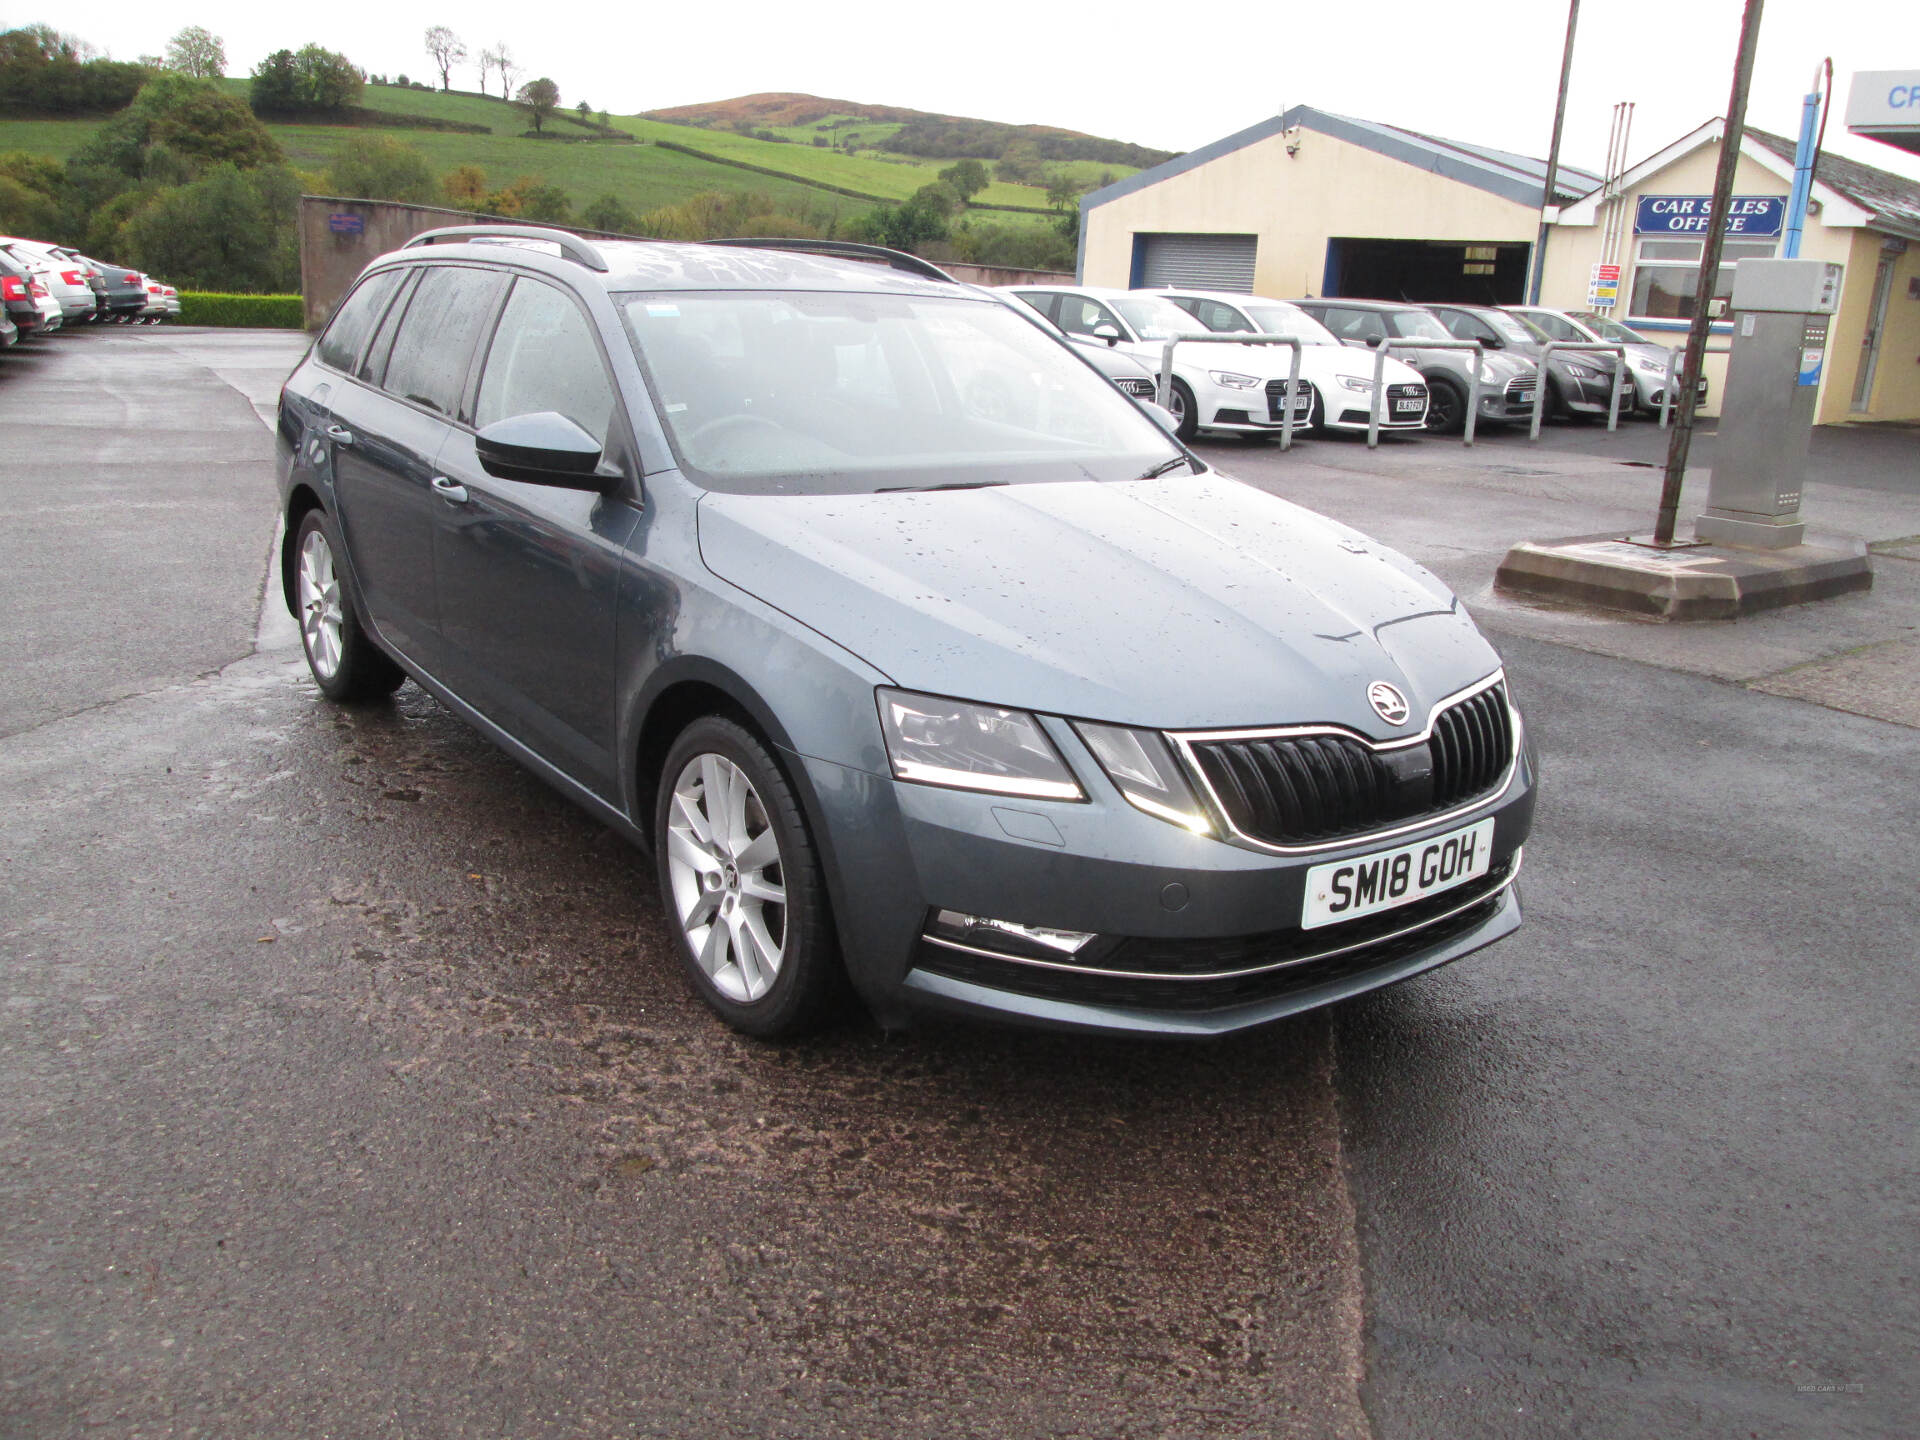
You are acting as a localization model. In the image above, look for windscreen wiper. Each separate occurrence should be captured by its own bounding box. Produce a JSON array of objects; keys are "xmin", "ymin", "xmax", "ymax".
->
[
  {"xmin": 874, "ymin": 480, "xmax": 1010, "ymax": 493},
  {"xmin": 1135, "ymin": 456, "xmax": 1196, "ymax": 481}
]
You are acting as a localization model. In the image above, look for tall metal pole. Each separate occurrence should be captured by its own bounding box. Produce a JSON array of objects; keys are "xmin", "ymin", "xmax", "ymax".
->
[
  {"xmin": 1782, "ymin": 58, "xmax": 1830, "ymax": 259},
  {"xmin": 1652, "ymin": 0, "xmax": 1766, "ymax": 546},
  {"xmin": 1526, "ymin": 0, "xmax": 1581, "ymax": 306}
]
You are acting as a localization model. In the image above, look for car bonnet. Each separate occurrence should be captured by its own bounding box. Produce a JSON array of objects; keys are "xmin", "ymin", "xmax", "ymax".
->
[{"xmin": 695, "ymin": 472, "xmax": 1500, "ymax": 734}]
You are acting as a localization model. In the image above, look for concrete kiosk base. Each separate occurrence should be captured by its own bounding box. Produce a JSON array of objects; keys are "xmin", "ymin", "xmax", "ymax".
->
[{"xmin": 1495, "ymin": 532, "xmax": 1873, "ymax": 621}]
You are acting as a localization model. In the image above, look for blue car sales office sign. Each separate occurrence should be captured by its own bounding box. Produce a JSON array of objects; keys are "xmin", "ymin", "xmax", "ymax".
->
[{"xmin": 1635, "ymin": 195, "xmax": 1785, "ymax": 238}]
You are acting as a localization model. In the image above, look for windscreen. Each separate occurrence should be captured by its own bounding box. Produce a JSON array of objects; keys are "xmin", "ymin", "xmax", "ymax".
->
[
  {"xmin": 1110, "ymin": 295, "xmax": 1202, "ymax": 341},
  {"xmin": 1245, "ymin": 304, "xmax": 1339, "ymax": 345},
  {"xmin": 1484, "ymin": 311, "xmax": 1544, "ymax": 345},
  {"xmin": 619, "ymin": 290, "xmax": 1187, "ymax": 494},
  {"xmin": 1580, "ymin": 314, "xmax": 1652, "ymax": 345},
  {"xmin": 1386, "ymin": 310, "xmax": 1454, "ymax": 342}
]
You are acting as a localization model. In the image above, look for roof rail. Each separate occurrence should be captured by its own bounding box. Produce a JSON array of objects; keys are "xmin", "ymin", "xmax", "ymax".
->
[
  {"xmin": 403, "ymin": 225, "xmax": 609, "ymax": 272},
  {"xmin": 701, "ymin": 237, "xmax": 956, "ymax": 284}
]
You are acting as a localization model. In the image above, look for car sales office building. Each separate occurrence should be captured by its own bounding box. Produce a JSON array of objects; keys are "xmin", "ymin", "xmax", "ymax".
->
[{"xmin": 1079, "ymin": 105, "xmax": 1920, "ymax": 422}]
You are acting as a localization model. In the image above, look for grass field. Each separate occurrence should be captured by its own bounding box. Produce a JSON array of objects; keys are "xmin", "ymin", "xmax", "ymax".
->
[
  {"xmin": 0, "ymin": 113, "xmax": 875, "ymax": 220},
  {"xmin": 0, "ymin": 85, "xmax": 1123, "ymax": 230},
  {"xmin": 214, "ymin": 80, "xmax": 610, "ymax": 136},
  {"xmin": 608, "ymin": 114, "xmax": 1136, "ymax": 209}
]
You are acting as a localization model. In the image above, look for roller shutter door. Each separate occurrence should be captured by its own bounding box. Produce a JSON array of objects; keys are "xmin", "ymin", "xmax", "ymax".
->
[{"xmin": 1138, "ymin": 234, "xmax": 1258, "ymax": 291}]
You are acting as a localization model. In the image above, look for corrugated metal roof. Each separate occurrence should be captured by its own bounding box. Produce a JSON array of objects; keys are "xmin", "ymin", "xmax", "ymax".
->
[
  {"xmin": 1082, "ymin": 105, "xmax": 1599, "ymax": 216},
  {"xmin": 1747, "ymin": 126, "xmax": 1920, "ymax": 237},
  {"xmin": 1324, "ymin": 111, "xmax": 1604, "ymax": 204}
]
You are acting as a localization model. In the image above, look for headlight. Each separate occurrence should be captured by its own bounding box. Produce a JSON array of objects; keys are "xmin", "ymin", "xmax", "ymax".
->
[
  {"xmin": 1337, "ymin": 375, "xmax": 1375, "ymax": 392},
  {"xmin": 1635, "ymin": 356, "xmax": 1666, "ymax": 373},
  {"xmin": 878, "ymin": 689, "xmax": 1084, "ymax": 800},
  {"xmin": 1564, "ymin": 362, "xmax": 1601, "ymax": 379},
  {"xmin": 1208, "ymin": 370, "xmax": 1260, "ymax": 390},
  {"xmin": 1074, "ymin": 722, "xmax": 1211, "ymax": 834}
]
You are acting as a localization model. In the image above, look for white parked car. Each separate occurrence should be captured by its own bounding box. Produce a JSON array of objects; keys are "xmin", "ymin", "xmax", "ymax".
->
[
  {"xmin": 1004, "ymin": 284, "xmax": 1374, "ymax": 441},
  {"xmin": 139, "ymin": 279, "xmax": 181, "ymax": 322},
  {"xmin": 1504, "ymin": 305, "xmax": 1707, "ymax": 413},
  {"xmin": 1152, "ymin": 290, "xmax": 1433, "ymax": 435},
  {"xmin": 0, "ymin": 237, "xmax": 97, "ymax": 324}
]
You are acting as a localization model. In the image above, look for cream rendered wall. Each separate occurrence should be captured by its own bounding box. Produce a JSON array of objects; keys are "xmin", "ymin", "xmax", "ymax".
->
[
  {"xmin": 1840, "ymin": 231, "xmax": 1920, "ymax": 423},
  {"xmin": 1536, "ymin": 141, "xmax": 1908, "ymax": 422},
  {"xmin": 1080, "ymin": 128, "xmax": 1541, "ymax": 301}
]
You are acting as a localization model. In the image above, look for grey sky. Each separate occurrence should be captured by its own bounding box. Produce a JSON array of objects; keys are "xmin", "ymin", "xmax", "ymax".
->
[{"xmin": 32, "ymin": 0, "xmax": 1920, "ymax": 183}]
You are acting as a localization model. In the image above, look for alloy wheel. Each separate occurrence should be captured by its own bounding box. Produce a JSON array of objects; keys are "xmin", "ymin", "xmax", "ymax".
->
[
  {"xmin": 297, "ymin": 527, "xmax": 344, "ymax": 680},
  {"xmin": 1424, "ymin": 383, "xmax": 1462, "ymax": 432},
  {"xmin": 665, "ymin": 753, "xmax": 788, "ymax": 1003}
]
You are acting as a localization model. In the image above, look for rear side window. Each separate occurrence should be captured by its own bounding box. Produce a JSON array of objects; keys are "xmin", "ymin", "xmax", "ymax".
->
[
  {"xmin": 356, "ymin": 270, "xmax": 417, "ymax": 386},
  {"xmin": 316, "ymin": 270, "xmax": 401, "ymax": 373},
  {"xmin": 379, "ymin": 265, "xmax": 504, "ymax": 420},
  {"xmin": 474, "ymin": 278, "xmax": 617, "ymax": 445}
]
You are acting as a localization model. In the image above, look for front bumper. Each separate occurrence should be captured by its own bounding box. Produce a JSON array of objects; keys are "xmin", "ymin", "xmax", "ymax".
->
[
  {"xmin": 1485, "ymin": 380, "xmax": 1540, "ymax": 422},
  {"xmin": 801, "ymin": 722, "xmax": 1538, "ymax": 1036},
  {"xmin": 1633, "ymin": 370, "xmax": 1710, "ymax": 411}
]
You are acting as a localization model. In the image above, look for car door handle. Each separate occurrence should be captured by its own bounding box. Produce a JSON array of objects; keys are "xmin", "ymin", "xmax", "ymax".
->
[
  {"xmin": 430, "ymin": 476, "xmax": 469, "ymax": 504},
  {"xmin": 325, "ymin": 424, "xmax": 354, "ymax": 446}
]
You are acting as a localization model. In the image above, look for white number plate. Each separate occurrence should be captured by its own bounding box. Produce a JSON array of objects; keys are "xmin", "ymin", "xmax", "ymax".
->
[
  {"xmin": 1393, "ymin": 398, "xmax": 1425, "ymax": 414},
  {"xmin": 1301, "ymin": 819, "xmax": 1494, "ymax": 929}
]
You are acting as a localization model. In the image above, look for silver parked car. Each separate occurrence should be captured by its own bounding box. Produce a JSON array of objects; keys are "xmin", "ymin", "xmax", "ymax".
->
[
  {"xmin": 1426, "ymin": 303, "xmax": 1623, "ymax": 422},
  {"xmin": 276, "ymin": 228, "xmax": 1537, "ymax": 1038},
  {"xmin": 1506, "ymin": 306, "xmax": 1708, "ymax": 413},
  {"xmin": 1291, "ymin": 298, "xmax": 1540, "ymax": 433}
]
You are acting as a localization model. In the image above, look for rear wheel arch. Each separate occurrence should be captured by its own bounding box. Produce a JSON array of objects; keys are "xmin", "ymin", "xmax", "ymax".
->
[{"xmin": 281, "ymin": 484, "xmax": 325, "ymax": 614}]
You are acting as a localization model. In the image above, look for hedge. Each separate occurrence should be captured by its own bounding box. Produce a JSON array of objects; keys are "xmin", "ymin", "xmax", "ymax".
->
[{"xmin": 176, "ymin": 293, "xmax": 306, "ymax": 328}]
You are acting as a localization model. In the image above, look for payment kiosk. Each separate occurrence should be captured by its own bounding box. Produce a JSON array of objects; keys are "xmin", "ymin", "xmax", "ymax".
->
[{"xmin": 1695, "ymin": 258, "xmax": 1845, "ymax": 549}]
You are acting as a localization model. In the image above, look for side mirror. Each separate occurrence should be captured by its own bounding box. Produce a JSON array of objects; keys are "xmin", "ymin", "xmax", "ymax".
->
[
  {"xmin": 1478, "ymin": 333, "xmax": 1504, "ymax": 349},
  {"xmin": 1365, "ymin": 334, "xmax": 1384, "ymax": 348},
  {"xmin": 1092, "ymin": 323, "xmax": 1122, "ymax": 347},
  {"xmin": 1142, "ymin": 402, "xmax": 1181, "ymax": 436},
  {"xmin": 475, "ymin": 412, "xmax": 608, "ymax": 489}
]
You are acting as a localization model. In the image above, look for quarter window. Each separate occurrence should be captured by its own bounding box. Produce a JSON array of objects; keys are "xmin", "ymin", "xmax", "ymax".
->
[
  {"xmin": 315, "ymin": 269, "xmax": 401, "ymax": 373},
  {"xmin": 475, "ymin": 278, "xmax": 618, "ymax": 445},
  {"xmin": 379, "ymin": 265, "xmax": 505, "ymax": 420},
  {"xmin": 1629, "ymin": 238, "xmax": 1777, "ymax": 321}
]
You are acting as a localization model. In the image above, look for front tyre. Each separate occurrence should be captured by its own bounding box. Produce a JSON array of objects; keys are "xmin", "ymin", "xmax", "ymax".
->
[
  {"xmin": 1423, "ymin": 377, "xmax": 1467, "ymax": 434},
  {"xmin": 292, "ymin": 509, "xmax": 406, "ymax": 702},
  {"xmin": 656, "ymin": 716, "xmax": 841, "ymax": 1038},
  {"xmin": 1168, "ymin": 377, "xmax": 1199, "ymax": 443}
]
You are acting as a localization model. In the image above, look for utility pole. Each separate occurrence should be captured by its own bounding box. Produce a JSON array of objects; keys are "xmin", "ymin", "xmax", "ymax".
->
[
  {"xmin": 1526, "ymin": 0, "xmax": 1581, "ymax": 306},
  {"xmin": 1652, "ymin": 0, "xmax": 1766, "ymax": 546}
]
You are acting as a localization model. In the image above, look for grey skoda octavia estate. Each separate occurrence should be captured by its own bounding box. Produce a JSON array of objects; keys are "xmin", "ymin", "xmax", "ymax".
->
[{"xmin": 275, "ymin": 226, "xmax": 1537, "ymax": 1038}]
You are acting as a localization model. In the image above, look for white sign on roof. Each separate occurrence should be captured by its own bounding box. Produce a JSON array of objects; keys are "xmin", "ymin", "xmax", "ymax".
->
[{"xmin": 1846, "ymin": 71, "xmax": 1920, "ymax": 131}]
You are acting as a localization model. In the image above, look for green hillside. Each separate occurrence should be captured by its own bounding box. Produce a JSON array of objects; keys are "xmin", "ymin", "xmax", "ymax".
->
[
  {"xmin": 0, "ymin": 109, "xmax": 862, "ymax": 220},
  {"xmin": 0, "ymin": 81, "xmax": 1103, "ymax": 228},
  {"xmin": 604, "ymin": 114, "xmax": 1134, "ymax": 211}
]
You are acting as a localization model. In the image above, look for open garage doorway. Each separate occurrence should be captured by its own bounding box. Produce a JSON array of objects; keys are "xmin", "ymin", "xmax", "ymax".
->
[{"xmin": 1321, "ymin": 238, "xmax": 1531, "ymax": 303}]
